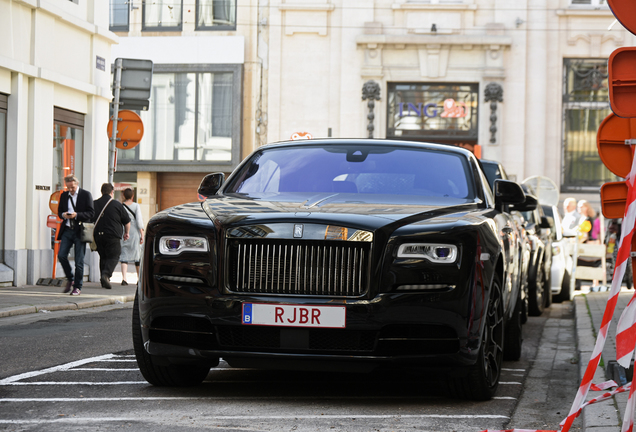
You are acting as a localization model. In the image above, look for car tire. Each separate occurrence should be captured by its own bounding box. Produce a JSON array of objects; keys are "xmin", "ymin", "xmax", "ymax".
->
[
  {"xmin": 544, "ymin": 262, "xmax": 552, "ymax": 308},
  {"xmin": 132, "ymin": 292, "xmax": 211, "ymax": 387},
  {"xmin": 528, "ymin": 258, "xmax": 545, "ymax": 316},
  {"xmin": 447, "ymin": 274, "xmax": 504, "ymax": 401},
  {"xmin": 503, "ymin": 295, "xmax": 523, "ymax": 361},
  {"xmin": 554, "ymin": 271, "xmax": 573, "ymax": 303}
]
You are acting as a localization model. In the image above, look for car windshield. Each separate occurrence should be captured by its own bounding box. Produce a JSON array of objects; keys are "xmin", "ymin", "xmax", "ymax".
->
[{"xmin": 225, "ymin": 144, "xmax": 476, "ymax": 204}]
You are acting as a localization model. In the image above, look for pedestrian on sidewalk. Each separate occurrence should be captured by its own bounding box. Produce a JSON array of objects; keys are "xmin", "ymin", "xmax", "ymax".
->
[
  {"xmin": 93, "ymin": 183, "xmax": 131, "ymax": 289},
  {"xmin": 119, "ymin": 188, "xmax": 144, "ymax": 286},
  {"xmin": 57, "ymin": 175, "xmax": 95, "ymax": 296}
]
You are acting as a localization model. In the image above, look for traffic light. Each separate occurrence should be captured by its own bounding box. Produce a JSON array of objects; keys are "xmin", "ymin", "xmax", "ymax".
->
[{"xmin": 597, "ymin": 1, "xmax": 636, "ymax": 218}]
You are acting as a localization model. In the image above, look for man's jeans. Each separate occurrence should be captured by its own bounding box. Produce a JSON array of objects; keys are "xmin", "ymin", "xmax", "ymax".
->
[{"xmin": 58, "ymin": 228, "xmax": 86, "ymax": 288}]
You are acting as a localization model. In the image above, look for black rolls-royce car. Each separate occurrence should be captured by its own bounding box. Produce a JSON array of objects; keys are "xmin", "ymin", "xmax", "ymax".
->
[{"xmin": 133, "ymin": 139, "xmax": 529, "ymax": 401}]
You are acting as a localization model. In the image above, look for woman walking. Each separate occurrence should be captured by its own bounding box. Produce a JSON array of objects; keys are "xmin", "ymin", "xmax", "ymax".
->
[{"xmin": 119, "ymin": 188, "xmax": 144, "ymax": 285}]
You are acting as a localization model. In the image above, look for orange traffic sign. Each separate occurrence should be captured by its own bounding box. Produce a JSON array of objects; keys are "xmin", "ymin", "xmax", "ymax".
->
[
  {"xmin": 601, "ymin": 181, "xmax": 628, "ymax": 219},
  {"xmin": 597, "ymin": 113, "xmax": 636, "ymax": 178},
  {"xmin": 608, "ymin": 0, "xmax": 636, "ymax": 36},
  {"xmin": 609, "ymin": 47, "xmax": 636, "ymax": 118},
  {"xmin": 49, "ymin": 190, "xmax": 62, "ymax": 214},
  {"xmin": 107, "ymin": 109, "xmax": 144, "ymax": 150}
]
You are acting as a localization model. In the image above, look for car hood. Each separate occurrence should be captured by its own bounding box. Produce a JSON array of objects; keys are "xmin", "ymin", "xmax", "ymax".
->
[{"xmin": 197, "ymin": 193, "xmax": 483, "ymax": 233}]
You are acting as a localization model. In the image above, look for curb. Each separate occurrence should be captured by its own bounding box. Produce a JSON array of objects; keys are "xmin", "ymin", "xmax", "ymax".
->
[
  {"xmin": 574, "ymin": 295, "xmax": 622, "ymax": 431},
  {"xmin": 0, "ymin": 295, "xmax": 135, "ymax": 318}
]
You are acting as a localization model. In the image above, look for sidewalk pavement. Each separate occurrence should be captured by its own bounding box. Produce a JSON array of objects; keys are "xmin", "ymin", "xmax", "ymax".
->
[
  {"xmin": 575, "ymin": 287, "xmax": 636, "ymax": 432},
  {"xmin": 0, "ymin": 274, "xmax": 634, "ymax": 431},
  {"xmin": 0, "ymin": 271, "xmax": 137, "ymax": 318}
]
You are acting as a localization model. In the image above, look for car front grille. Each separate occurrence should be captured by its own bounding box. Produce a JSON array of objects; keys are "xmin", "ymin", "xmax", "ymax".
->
[{"xmin": 228, "ymin": 240, "xmax": 371, "ymax": 297}]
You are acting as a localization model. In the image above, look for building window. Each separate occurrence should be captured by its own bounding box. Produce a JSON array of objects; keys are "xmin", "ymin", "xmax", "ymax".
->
[
  {"xmin": 110, "ymin": 0, "xmax": 130, "ymax": 31},
  {"xmin": 143, "ymin": 0, "xmax": 182, "ymax": 31},
  {"xmin": 570, "ymin": 0, "xmax": 607, "ymax": 7},
  {"xmin": 117, "ymin": 64, "xmax": 242, "ymax": 172},
  {"xmin": 386, "ymin": 83, "xmax": 479, "ymax": 144},
  {"xmin": 562, "ymin": 59, "xmax": 616, "ymax": 192},
  {"xmin": 53, "ymin": 108, "xmax": 85, "ymax": 193},
  {"xmin": 196, "ymin": 0, "xmax": 237, "ymax": 30}
]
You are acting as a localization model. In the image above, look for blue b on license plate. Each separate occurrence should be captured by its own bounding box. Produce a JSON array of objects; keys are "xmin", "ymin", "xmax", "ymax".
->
[{"xmin": 242, "ymin": 303, "xmax": 346, "ymax": 328}]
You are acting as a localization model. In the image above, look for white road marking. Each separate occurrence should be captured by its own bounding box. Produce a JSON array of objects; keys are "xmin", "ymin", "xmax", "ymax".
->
[
  {"xmin": 493, "ymin": 396, "xmax": 517, "ymax": 400},
  {"xmin": 0, "ymin": 354, "xmax": 116, "ymax": 384},
  {"xmin": 67, "ymin": 368, "xmax": 140, "ymax": 371},
  {"xmin": 502, "ymin": 368, "xmax": 526, "ymax": 372},
  {"xmin": 498, "ymin": 382, "xmax": 522, "ymax": 385},
  {"xmin": 0, "ymin": 414, "xmax": 509, "ymax": 422},
  {"xmin": 1, "ymin": 382, "xmax": 147, "ymax": 385}
]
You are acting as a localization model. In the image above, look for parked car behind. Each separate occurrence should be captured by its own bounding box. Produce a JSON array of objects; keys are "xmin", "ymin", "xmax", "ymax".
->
[
  {"xmin": 480, "ymin": 159, "xmax": 531, "ymax": 322},
  {"xmin": 514, "ymin": 184, "xmax": 553, "ymax": 315},
  {"xmin": 134, "ymin": 140, "xmax": 530, "ymax": 401},
  {"xmin": 542, "ymin": 204, "xmax": 575, "ymax": 302}
]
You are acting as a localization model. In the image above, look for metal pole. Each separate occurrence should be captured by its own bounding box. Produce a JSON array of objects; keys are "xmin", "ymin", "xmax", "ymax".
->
[{"xmin": 109, "ymin": 58, "xmax": 123, "ymax": 184}]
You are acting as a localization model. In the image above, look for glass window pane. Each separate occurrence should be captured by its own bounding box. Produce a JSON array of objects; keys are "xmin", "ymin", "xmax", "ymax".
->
[
  {"xmin": 197, "ymin": 73, "xmax": 233, "ymax": 161},
  {"xmin": 140, "ymin": 73, "xmax": 196, "ymax": 161},
  {"xmin": 53, "ymin": 124, "xmax": 83, "ymax": 192},
  {"xmin": 144, "ymin": 0, "xmax": 182, "ymax": 28},
  {"xmin": 110, "ymin": 0, "xmax": 129, "ymax": 28},
  {"xmin": 562, "ymin": 59, "xmax": 616, "ymax": 191},
  {"xmin": 197, "ymin": 0, "xmax": 236, "ymax": 27}
]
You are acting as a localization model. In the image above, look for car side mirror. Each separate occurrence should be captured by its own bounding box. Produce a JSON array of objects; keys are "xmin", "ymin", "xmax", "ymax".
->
[
  {"xmin": 198, "ymin": 172, "xmax": 225, "ymax": 197},
  {"xmin": 510, "ymin": 194, "xmax": 538, "ymax": 212},
  {"xmin": 494, "ymin": 179, "xmax": 526, "ymax": 207}
]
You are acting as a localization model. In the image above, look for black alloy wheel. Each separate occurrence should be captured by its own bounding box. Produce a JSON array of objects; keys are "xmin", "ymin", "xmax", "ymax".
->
[
  {"xmin": 448, "ymin": 274, "xmax": 504, "ymax": 400},
  {"xmin": 132, "ymin": 292, "xmax": 213, "ymax": 386},
  {"xmin": 528, "ymin": 259, "xmax": 545, "ymax": 316}
]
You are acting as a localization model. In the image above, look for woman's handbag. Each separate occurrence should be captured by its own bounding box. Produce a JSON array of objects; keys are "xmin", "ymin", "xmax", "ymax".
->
[{"xmin": 82, "ymin": 198, "xmax": 113, "ymax": 251}]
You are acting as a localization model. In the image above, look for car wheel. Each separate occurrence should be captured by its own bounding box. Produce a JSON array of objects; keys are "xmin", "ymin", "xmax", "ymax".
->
[
  {"xmin": 554, "ymin": 271, "xmax": 573, "ymax": 303},
  {"xmin": 528, "ymin": 259, "xmax": 546, "ymax": 316},
  {"xmin": 132, "ymin": 292, "xmax": 212, "ymax": 386},
  {"xmin": 448, "ymin": 274, "xmax": 504, "ymax": 401},
  {"xmin": 503, "ymin": 295, "xmax": 523, "ymax": 361}
]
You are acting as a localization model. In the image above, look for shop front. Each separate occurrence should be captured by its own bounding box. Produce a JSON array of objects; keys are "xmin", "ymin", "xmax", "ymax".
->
[{"xmin": 386, "ymin": 82, "xmax": 480, "ymax": 156}]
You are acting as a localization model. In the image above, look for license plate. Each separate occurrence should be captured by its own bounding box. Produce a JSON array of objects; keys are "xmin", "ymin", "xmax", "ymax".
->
[{"xmin": 242, "ymin": 303, "xmax": 346, "ymax": 328}]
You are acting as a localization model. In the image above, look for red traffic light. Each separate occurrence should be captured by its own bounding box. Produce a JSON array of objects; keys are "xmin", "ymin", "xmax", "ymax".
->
[
  {"xmin": 609, "ymin": 47, "xmax": 636, "ymax": 118},
  {"xmin": 597, "ymin": 113, "xmax": 636, "ymax": 178},
  {"xmin": 601, "ymin": 181, "xmax": 628, "ymax": 219},
  {"xmin": 608, "ymin": 0, "xmax": 636, "ymax": 36}
]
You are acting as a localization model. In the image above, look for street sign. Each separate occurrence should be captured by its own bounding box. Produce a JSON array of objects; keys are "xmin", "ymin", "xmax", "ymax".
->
[
  {"xmin": 608, "ymin": 0, "xmax": 636, "ymax": 36},
  {"xmin": 596, "ymin": 112, "xmax": 636, "ymax": 178},
  {"xmin": 114, "ymin": 58, "xmax": 153, "ymax": 102},
  {"xmin": 107, "ymin": 109, "xmax": 144, "ymax": 150},
  {"xmin": 600, "ymin": 181, "xmax": 628, "ymax": 219},
  {"xmin": 609, "ymin": 47, "xmax": 636, "ymax": 118}
]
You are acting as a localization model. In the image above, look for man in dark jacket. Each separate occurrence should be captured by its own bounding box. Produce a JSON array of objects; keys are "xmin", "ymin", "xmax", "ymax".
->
[
  {"xmin": 93, "ymin": 183, "xmax": 130, "ymax": 289},
  {"xmin": 57, "ymin": 175, "xmax": 95, "ymax": 295}
]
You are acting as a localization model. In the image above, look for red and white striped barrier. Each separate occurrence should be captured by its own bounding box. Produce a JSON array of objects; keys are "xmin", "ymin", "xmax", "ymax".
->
[
  {"xmin": 483, "ymin": 155, "xmax": 636, "ymax": 432},
  {"xmin": 561, "ymin": 154, "xmax": 636, "ymax": 432}
]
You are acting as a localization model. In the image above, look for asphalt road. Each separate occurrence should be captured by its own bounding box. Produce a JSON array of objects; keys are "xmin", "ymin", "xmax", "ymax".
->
[{"xmin": 0, "ymin": 302, "xmax": 582, "ymax": 431}]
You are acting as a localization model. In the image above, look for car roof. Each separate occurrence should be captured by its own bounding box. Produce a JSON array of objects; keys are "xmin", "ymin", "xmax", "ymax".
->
[{"xmin": 260, "ymin": 139, "xmax": 475, "ymax": 157}]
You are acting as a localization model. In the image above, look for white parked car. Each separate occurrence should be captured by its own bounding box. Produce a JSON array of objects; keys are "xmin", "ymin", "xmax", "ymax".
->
[
  {"xmin": 523, "ymin": 176, "xmax": 575, "ymax": 302},
  {"xmin": 542, "ymin": 204, "xmax": 575, "ymax": 302}
]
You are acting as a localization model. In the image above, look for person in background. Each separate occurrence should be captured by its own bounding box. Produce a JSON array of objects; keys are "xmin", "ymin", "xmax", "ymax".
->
[
  {"xmin": 57, "ymin": 175, "xmax": 95, "ymax": 296},
  {"xmin": 119, "ymin": 188, "xmax": 144, "ymax": 286},
  {"xmin": 577, "ymin": 200, "xmax": 601, "ymax": 244},
  {"xmin": 561, "ymin": 197, "xmax": 581, "ymax": 237},
  {"xmin": 93, "ymin": 183, "xmax": 131, "ymax": 289}
]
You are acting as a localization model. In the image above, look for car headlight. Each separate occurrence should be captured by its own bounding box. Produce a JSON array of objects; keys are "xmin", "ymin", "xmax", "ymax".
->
[
  {"xmin": 159, "ymin": 236, "xmax": 209, "ymax": 255},
  {"xmin": 397, "ymin": 243, "xmax": 458, "ymax": 263}
]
